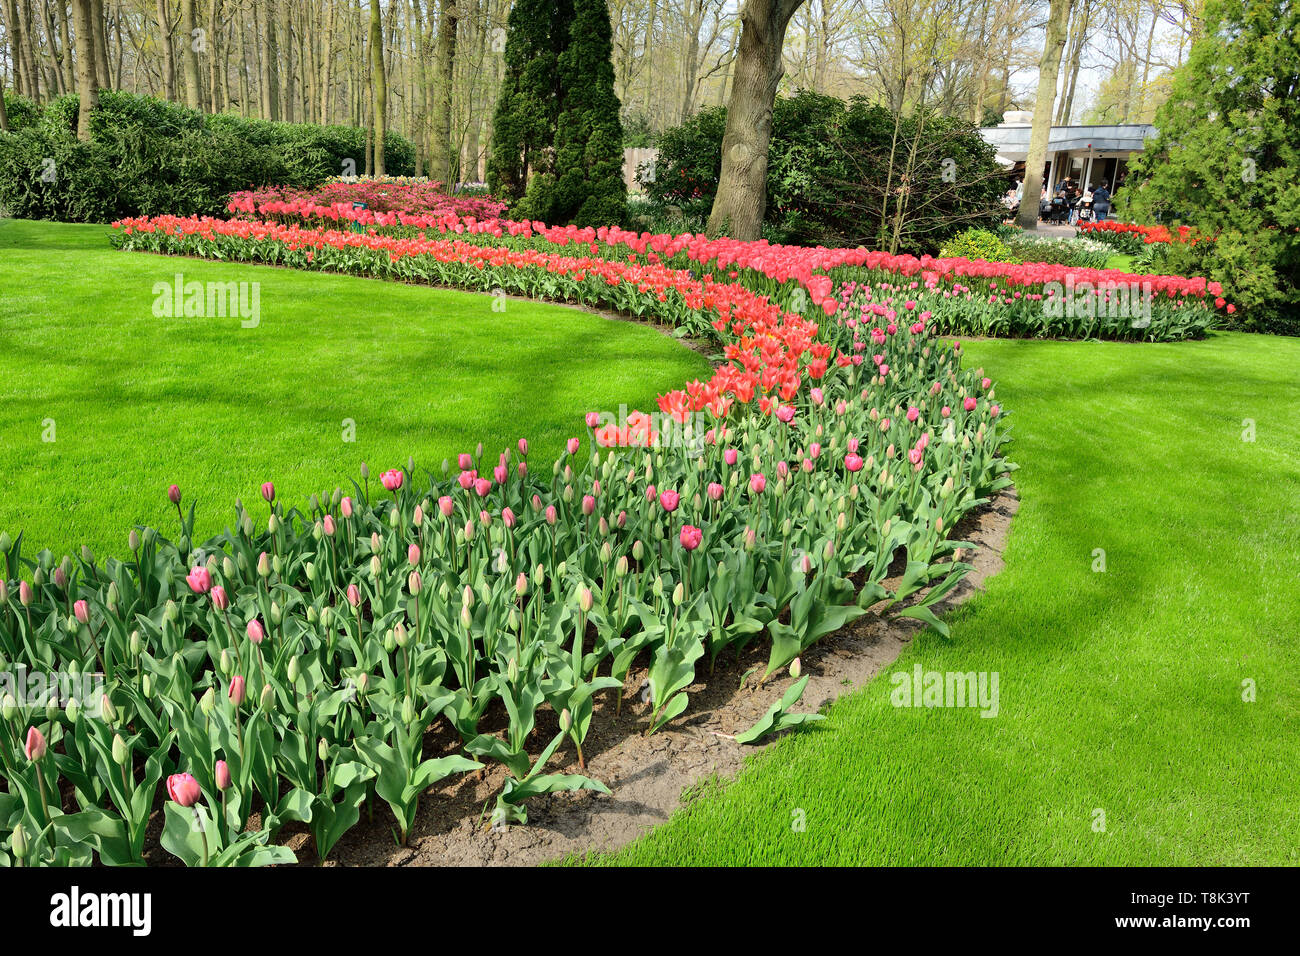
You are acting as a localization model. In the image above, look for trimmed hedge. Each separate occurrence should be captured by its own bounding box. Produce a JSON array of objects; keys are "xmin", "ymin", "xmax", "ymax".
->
[{"xmin": 0, "ymin": 90, "xmax": 414, "ymax": 223}]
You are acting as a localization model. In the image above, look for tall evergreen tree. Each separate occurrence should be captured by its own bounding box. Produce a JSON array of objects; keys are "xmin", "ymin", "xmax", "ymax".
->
[
  {"xmin": 543, "ymin": 0, "xmax": 626, "ymax": 225},
  {"xmin": 488, "ymin": 0, "xmax": 625, "ymax": 225},
  {"xmin": 487, "ymin": 0, "xmax": 570, "ymax": 207},
  {"xmin": 1122, "ymin": 0, "xmax": 1299, "ymax": 329}
]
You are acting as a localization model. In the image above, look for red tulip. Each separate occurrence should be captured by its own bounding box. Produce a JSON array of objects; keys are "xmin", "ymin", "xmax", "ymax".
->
[{"xmin": 168, "ymin": 484, "xmax": 182, "ymax": 505}]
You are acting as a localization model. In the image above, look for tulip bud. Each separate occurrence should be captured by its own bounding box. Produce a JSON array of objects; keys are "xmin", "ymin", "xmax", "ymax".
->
[
  {"xmin": 559, "ymin": 708, "xmax": 572, "ymax": 732},
  {"xmin": 65, "ymin": 696, "xmax": 81, "ymax": 721},
  {"xmin": 408, "ymin": 570, "xmax": 422, "ymax": 596},
  {"xmin": 215, "ymin": 759, "xmax": 231, "ymax": 790},
  {"xmin": 370, "ymin": 555, "xmax": 382, "ymax": 579},
  {"xmin": 507, "ymin": 656, "xmax": 519, "ymax": 683},
  {"xmin": 0, "ymin": 531, "xmax": 10, "ymax": 553},
  {"xmin": 164, "ymin": 599, "xmax": 179, "ymax": 623},
  {"xmin": 111, "ymin": 733, "xmax": 130, "ymax": 766},
  {"xmin": 100, "ymin": 694, "xmax": 117, "ymax": 723},
  {"xmin": 515, "ymin": 572, "xmax": 528, "ymax": 597},
  {"xmin": 318, "ymin": 738, "xmax": 330, "ymax": 762},
  {"xmin": 128, "ymin": 529, "xmax": 141, "ymax": 551},
  {"xmin": 259, "ymin": 682, "xmax": 275, "ymax": 711},
  {"xmin": 401, "ymin": 696, "xmax": 416, "ymax": 726},
  {"xmin": 672, "ymin": 582, "xmax": 684, "ymax": 606},
  {"xmin": 10, "ymin": 822, "xmax": 28, "ymax": 860},
  {"xmin": 578, "ymin": 587, "xmax": 593, "ymax": 613},
  {"xmin": 257, "ymin": 552, "xmax": 271, "ymax": 577},
  {"xmin": 270, "ymin": 600, "xmax": 283, "ymax": 625},
  {"xmin": 142, "ymin": 674, "xmax": 153, "ymax": 698},
  {"xmin": 287, "ymin": 656, "xmax": 301, "ymax": 684},
  {"xmin": 394, "ymin": 622, "xmax": 410, "ymax": 648},
  {"xmin": 24, "ymin": 726, "xmax": 47, "ymax": 761},
  {"xmin": 790, "ymin": 657, "xmax": 802, "ymax": 679},
  {"xmin": 1, "ymin": 694, "xmax": 15, "ymax": 721}
]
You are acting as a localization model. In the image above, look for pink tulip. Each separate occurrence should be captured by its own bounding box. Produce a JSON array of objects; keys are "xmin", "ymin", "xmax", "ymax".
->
[
  {"xmin": 517, "ymin": 438, "xmax": 529, "ymax": 455},
  {"xmin": 168, "ymin": 484, "xmax": 182, "ymax": 505},
  {"xmin": 848, "ymin": 437, "xmax": 860, "ymax": 453},
  {"xmin": 438, "ymin": 495, "xmax": 454, "ymax": 517},
  {"xmin": 941, "ymin": 405, "xmax": 951, "ymax": 418},
  {"xmin": 776, "ymin": 405, "xmax": 795, "ymax": 424},
  {"xmin": 408, "ymin": 543, "xmax": 421, "ymax": 566},
  {"xmin": 909, "ymin": 448, "xmax": 923, "ymax": 466},
  {"xmin": 246, "ymin": 618, "xmax": 264, "ymax": 644},
  {"xmin": 907, "ymin": 406, "xmax": 919, "ymax": 422},
  {"xmin": 24, "ymin": 726, "xmax": 46, "ymax": 761},
  {"xmin": 186, "ymin": 566, "xmax": 212, "ymax": 595},
  {"xmin": 545, "ymin": 505, "xmax": 557, "ymax": 525},
  {"xmin": 659, "ymin": 490, "xmax": 680, "ymax": 512},
  {"xmin": 458, "ymin": 453, "xmax": 474, "ymax": 470},
  {"xmin": 474, "ymin": 478, "xmax": 491, "ymax": 497},
  {"xmin": 566, "ymin": 437, "xmax": 580, "ymax": 456},
  {"xmin": 845, "ymin": 453, "xmax": 864, "ymax": 472},
  {"xmin": 381, "ymin": 469, "xmax": 403, "ymax": 491},
  {"xmin": 261, "ymin": 482, "xmax": 275, "ymax": 503},
  {"xmin": 166, "ymin": 772, "xmax": 202, "ymax": 807},
  {"xmin": 457, "ymin": 470, "xmax": 475, "ymax": 490},
  {"xmin": 228, "ymin": 676, "xmax": 246, "ymax": 706},
  {"xmin": 502, "ymin": 507, "xmax": 516, "ymax": 528},
  {"xmin": 964, "ymin": 396, "xmax": 978, "ymax": 412},
  {"xmin": 680, "ymin": 525, "xmax": 703, "ymax": 551},
  {"xmin": 494, "ymin": 464, "xmax": 508, "ymax": 485},
  {"xmin": 215, "ymin": 760, "xmax": 231, "ymax": 791},
  {"xmin": 211, "ymin": 586, "xmax": 229, "ymax": 611},
  {"xmin": 585, "ymin": 412, "xmax": 600, "ymax": 428},
  {"xmin": 707, "ymin": 482, "xmax": 724, "ymax": 501},
  {"xmin": 582, "ymin": 494, "xmax": 596, "ymax": 516},
  {"xmin": 347, "ymin": 584, "xmax": 362, "ymax": 608},
  {"xmin": 341, "ymin": 496, "xmax": 354, "ymax": 518},
  {"xmin": 323, "ymin": 514, "xmax": 336, "ymax": 536},
  {"xmin": 724, "ymin": 449, "xmax": 738, "ymax": 466},
  {"xmin": 750, "ymin": 474, "xmax": 767, "ymax": 494},
  {"xmin": 73, "ymin": 599, "xmax": 89, "ymax": 624},
  {"xmin": 990, "ymin": 404, "xmax": 1001, "ymax": 417}
]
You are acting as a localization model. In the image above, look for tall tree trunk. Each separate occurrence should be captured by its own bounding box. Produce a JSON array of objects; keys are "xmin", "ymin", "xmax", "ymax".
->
[
  {"xmin": 430, "ymin": 0, "xmax": 457, "ymax": 185},
  {"xmin": 236, "ymin": 0, "xmax": 249, "ymax": 115},
  {"xmin": 155, "ymin": 0, "xmax": 175, "ymax": 100},
  {"xmin": 277, "ymin": 0, "xmax": 292, "ymax": 121},
  {"xmin": 207, "ymin": 0, "xmax": 221, "ymax": 112},
  {"xmin": 319, "ymin": 0, "xmax": 335, "ymax": 122},
  {"xmin": 1017, "ymin": 0, "xmax": 1072, "ymax": 230},
  {"xmin": 56, "ymin": 0, "xmax": 75, "ymax": 91},
  {"xmin": 260, "ymin": 1, "xmax": 279, "ymax": 119},
  {"xmin": 706, "ymin": 0, "xmax": 806, "ymax": 240},
  {"xmin": 180, "ymin": 0, "xmax": 201, "ymax": 108},
  {"xmin": 71, "ymin": 0, "xmax": 96, "ymax": 140},
  {"xmin": 90, "ymin": 0, "xmax": 109, "ymax": 88},
  {"xmin": 369, "ymin": 0, "xmax": 386, "ymax": 175}
]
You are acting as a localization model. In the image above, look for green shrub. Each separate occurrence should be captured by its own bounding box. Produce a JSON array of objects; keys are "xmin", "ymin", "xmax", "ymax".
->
[
  {"xmin": 644, "ymin": 91, "xmax": 1005, "ymax": 252},
  {"xmin": 0, "ymin": 91, "xmax": 414, "ymax": 223},
  {"xmin": 939, "ymin": 228, "xmax": 1017, "ymax": 263},
  {"xmin": 2, "ymin": 90, "xmax": 43, "ymax": 130}
]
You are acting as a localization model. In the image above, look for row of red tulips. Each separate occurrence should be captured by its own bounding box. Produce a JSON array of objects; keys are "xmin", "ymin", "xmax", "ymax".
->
[{"xmin": 224, "ymin": 195, "xmax": 1229, "ymax": 337}]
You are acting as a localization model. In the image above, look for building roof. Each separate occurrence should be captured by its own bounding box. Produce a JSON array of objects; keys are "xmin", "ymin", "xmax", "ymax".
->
[{"xmin": 979, "ymin": 123, "xmax": 1158, "ymax": 160}]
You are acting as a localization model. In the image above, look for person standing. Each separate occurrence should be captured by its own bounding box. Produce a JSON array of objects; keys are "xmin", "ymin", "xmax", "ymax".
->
[{"xmin": 1092, "ymin": 182, "xmax": 1112, "ymax": 221}]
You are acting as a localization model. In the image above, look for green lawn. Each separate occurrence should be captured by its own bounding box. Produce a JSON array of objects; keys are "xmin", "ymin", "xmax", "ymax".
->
[
  {"xmin": 590, "ymin": 332, "xmax": 1300, "ymax": 865},
  {"xmin": 0, "ymin": 220, "xmax": 711, "ymax": 555}
]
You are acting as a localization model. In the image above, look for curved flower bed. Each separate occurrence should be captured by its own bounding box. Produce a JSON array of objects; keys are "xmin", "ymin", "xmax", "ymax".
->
[
  {"xmin": 225, "ymin": 197, "xmax": 1229, "ymax": 340},
  {"xmin": 0, "ymin": 214, "xmax": 1010, "ymax": 867}
]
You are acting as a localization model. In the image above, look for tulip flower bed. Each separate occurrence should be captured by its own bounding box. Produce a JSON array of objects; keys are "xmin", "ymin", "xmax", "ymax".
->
[
  {"xmin": 0, "ymin": 213, "xmax": 1011, "ymax": 867},
  {"xmin": 1078, "ymin": 220, "xmax": 1213, "ymax": 256},
  {"xmin": 222, "ymin": 197, "xmax": 1230, "ymax": 341}
]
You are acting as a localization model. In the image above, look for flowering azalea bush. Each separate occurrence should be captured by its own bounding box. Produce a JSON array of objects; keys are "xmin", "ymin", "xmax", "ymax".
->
[
  {"xmin": 1, "ymin": 215, "xmax": 1012, "ymax": 866},
  {"xmin": 228, "ymin": 180, "xmax": 507, "ymax": 224}
]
